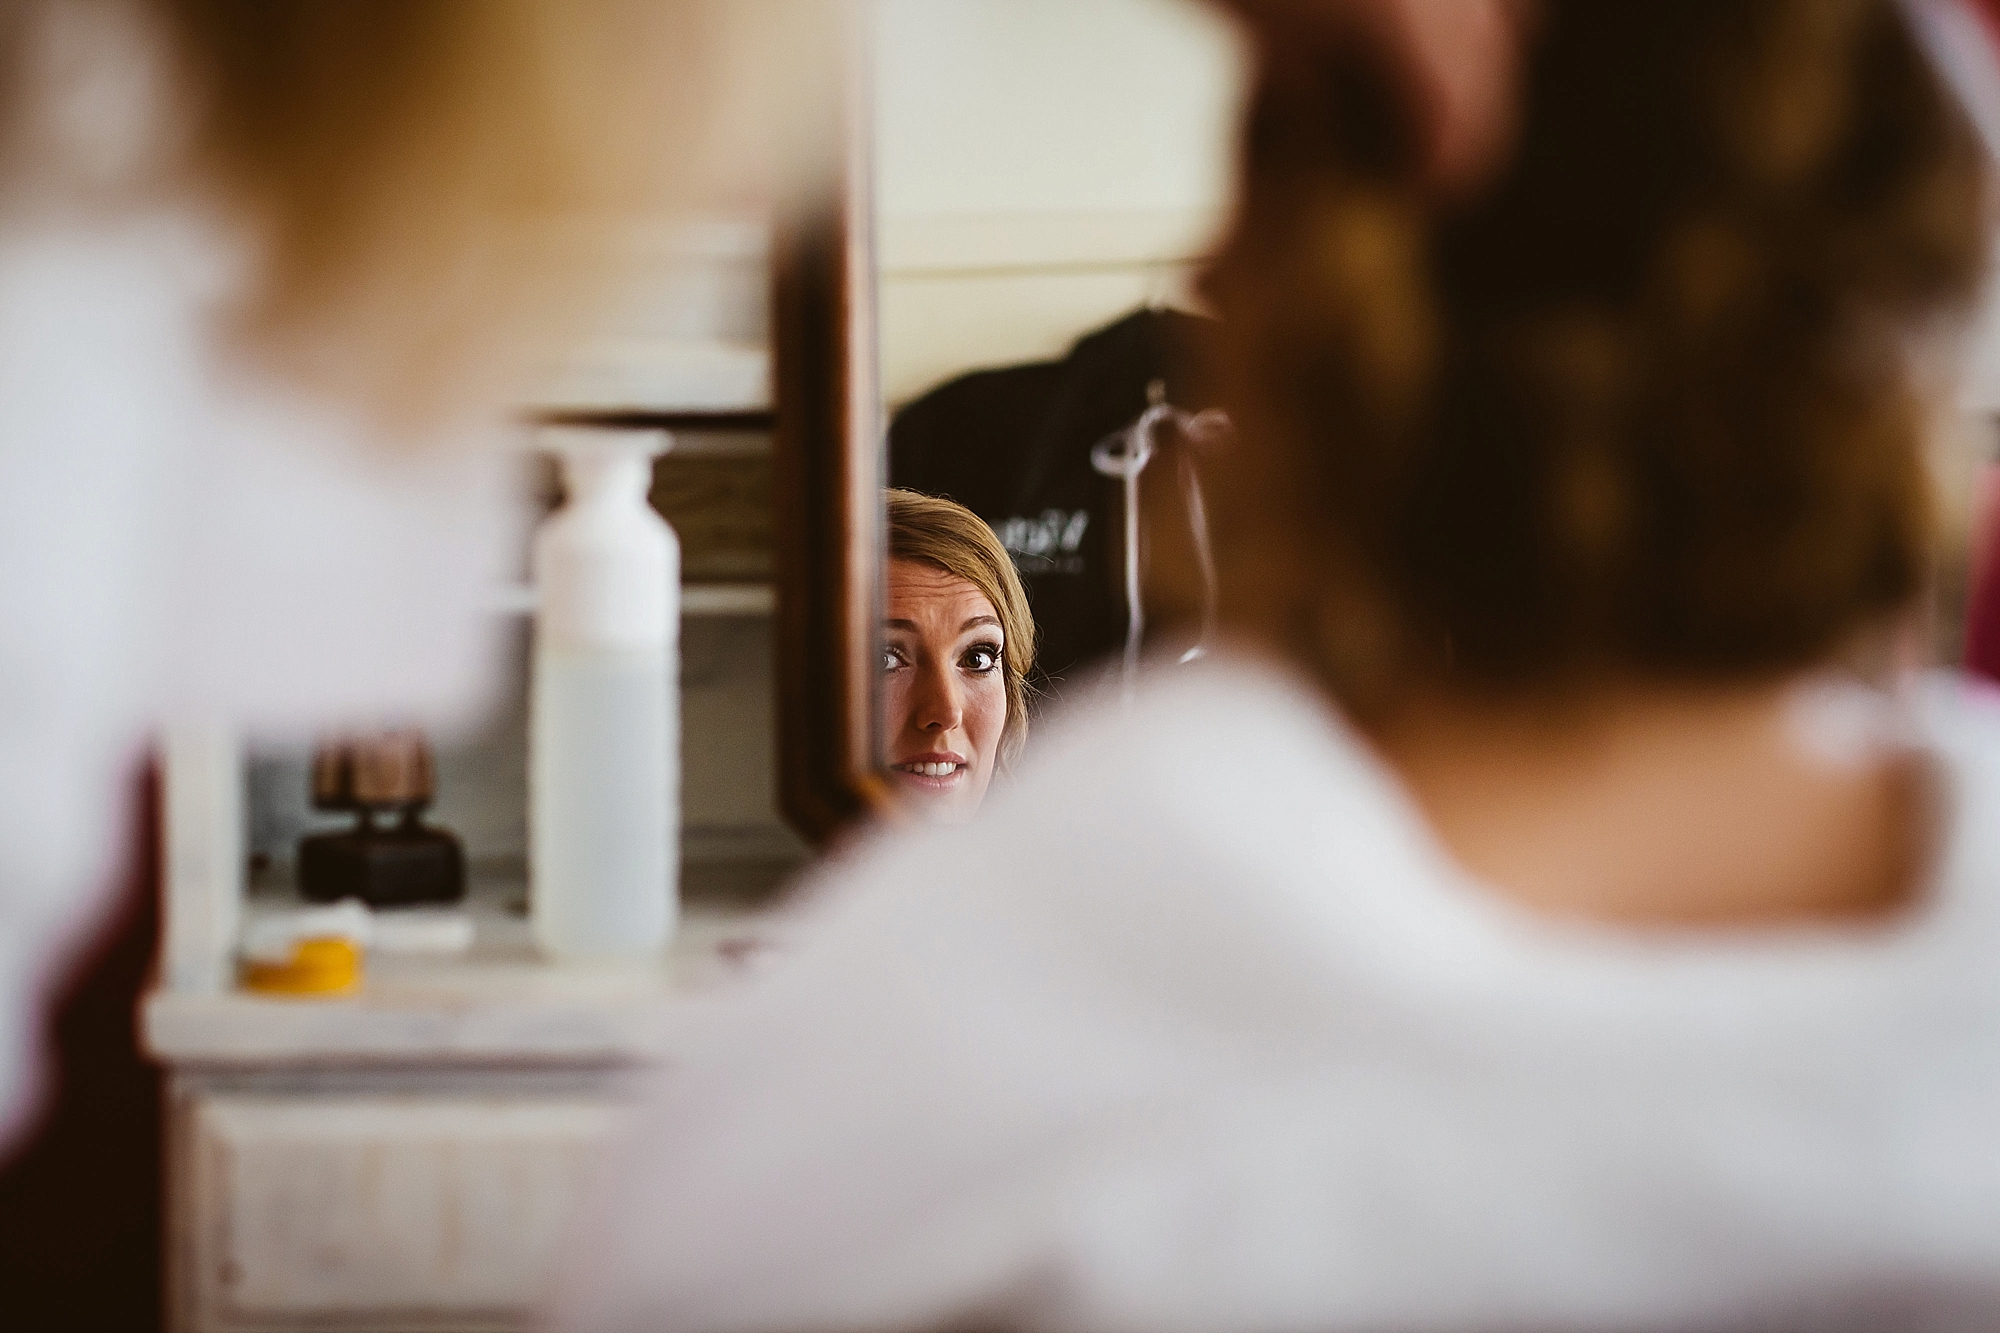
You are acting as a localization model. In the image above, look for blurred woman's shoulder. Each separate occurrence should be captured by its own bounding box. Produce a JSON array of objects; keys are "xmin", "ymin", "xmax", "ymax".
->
[{"xmin": 790, "ymin": 648, "xmax": 1482, "ymax": 1009}]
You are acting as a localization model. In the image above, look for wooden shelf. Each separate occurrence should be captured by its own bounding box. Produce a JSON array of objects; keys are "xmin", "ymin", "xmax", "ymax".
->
[
  {"xmin": 143, "ymin": 880, "xmax": 777, "ymax": 1069},
  {"xmin": 529, "ymin": 338, "xmax": 770, "ymax": 417},
  {"xmin": 533, "ymin": 407, "xmax": 774, "ymax": 435},
  {"xmin": 681, "ymin": 583, "xmax": 773, "ymax": 617},
  {"xmin": 483, "ymin": 582, "xmax": 774, "ymax": 618}
]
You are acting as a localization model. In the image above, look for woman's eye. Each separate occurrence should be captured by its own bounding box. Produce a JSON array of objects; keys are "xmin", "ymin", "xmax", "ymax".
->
[
  {"xmin": 961, "ymin": 644, "xmax": 1000, "ymax": 672},
  {"xmin": 882, "ymin": 647, "xmax": 905, "ymax": 673}
]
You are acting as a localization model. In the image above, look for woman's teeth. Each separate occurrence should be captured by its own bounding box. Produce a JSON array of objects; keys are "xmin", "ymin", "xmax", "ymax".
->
[{"xmin": 896, "ymin": 761, "xmax": 960, "ymax": 777}]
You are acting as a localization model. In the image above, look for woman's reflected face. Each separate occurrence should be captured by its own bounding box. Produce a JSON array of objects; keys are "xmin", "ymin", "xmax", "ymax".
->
[{"xmin": 883, "ymin": 559, "xmax": 1007, "ymax": 822}]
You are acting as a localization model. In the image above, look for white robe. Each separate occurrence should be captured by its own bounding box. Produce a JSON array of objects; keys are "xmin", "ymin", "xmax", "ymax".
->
[
  {"xmin": 0, "ymin": 205, "xmax": 517, "ymax": 1145},
  {"xmin": 554, "ymin": 657, "xmax": 2000, "ymax": 1333}
]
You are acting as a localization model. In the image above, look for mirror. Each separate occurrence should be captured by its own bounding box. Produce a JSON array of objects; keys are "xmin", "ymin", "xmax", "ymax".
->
[
  {"xmin": 866, "ymin": 0, "xmax": 1247, "ymax": 821},
  {"xmin": 188, "ymin": 2, "xmax": 1270, "ymax": 1032},
  {"xmin": 771, "ymin": 8, "xmax": 893, "ymax": 846}
]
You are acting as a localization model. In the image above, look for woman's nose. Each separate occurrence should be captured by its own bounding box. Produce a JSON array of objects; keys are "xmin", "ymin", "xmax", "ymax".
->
[{"xmin": 910, "ymin": 658, "xmax": 964, "ymax": 734}]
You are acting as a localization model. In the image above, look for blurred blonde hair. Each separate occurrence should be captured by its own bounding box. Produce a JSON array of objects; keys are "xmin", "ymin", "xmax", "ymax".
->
[
  {"xmin": 2, "ymin": 0, "xmax": 821, "ymax": 431},
  {"xmin": 887, "ymin": 488, "xmax": 1037, "ymax": 765}
]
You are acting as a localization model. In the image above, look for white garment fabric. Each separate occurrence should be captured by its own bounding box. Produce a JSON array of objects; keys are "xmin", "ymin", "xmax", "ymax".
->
[
  {"xmin": 0, "ymin": 2, "xmax": 519, "ymax": 1149},
  {"xmin": 0, "ymin": 209, "xmax": 517, "ymax": 1149},
  {"xmin": 0, "ymin": 9, "xmax": 518, "ymax": 1140},
  {"xmin": 554, "ymin": 657, "xmax": 2000, "ymax": 1333}
]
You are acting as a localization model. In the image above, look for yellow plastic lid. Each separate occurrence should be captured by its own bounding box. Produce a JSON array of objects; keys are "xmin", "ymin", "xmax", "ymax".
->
[{"xmin": 240, "ymin": 936, "xmax": 363, "ymax": 996}]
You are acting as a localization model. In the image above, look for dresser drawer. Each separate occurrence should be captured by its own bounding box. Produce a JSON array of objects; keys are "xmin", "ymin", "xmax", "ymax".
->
[{"xmin": 185, "ymin": 1093, "xmax": 619, "ymax": 1329}]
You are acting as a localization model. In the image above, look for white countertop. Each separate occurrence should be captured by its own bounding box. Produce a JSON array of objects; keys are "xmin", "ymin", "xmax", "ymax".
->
[{"xmin": 143, "ymin": 878, "xmax": 783, "ymax": 1069}]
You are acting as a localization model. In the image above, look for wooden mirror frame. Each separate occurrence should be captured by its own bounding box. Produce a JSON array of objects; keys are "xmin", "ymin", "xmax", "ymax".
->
[{"xmin": 771, "ymin": 29, "xmax": 893, "ymax": 847}]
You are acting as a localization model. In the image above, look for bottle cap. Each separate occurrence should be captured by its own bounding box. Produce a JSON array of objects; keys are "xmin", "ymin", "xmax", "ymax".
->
[
  {"xmin": 241, "ymin": 937, "xmax": 363, "ymax": 996},
  {"xmin": 240, "ymin": 901, "xmax": 370, "ymax": 996},
  {"xmin": 534, "ymin": 426, "xmax": 679, "ymax": 650},
  {"xmin": 311, "ymin": 730, "xmax": 436, "ymax": 810}
]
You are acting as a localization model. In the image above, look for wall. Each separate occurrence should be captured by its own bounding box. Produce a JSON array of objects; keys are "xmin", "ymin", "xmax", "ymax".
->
[{"xmin": 874, "ymin": 0, "xmax": 1245, "ymax": 405}]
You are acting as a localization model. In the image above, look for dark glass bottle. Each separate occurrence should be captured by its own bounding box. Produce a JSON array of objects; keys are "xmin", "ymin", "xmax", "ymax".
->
[{"xmin": 298, "ymin": 731, "xmax": 465, "ymax": 907}]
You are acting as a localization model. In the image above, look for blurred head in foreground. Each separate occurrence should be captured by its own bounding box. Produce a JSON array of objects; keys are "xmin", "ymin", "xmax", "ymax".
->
[
  {"xmin": 883, "ymin": 489, "xmax": 1035, "ymax": 822},
  {"xmin": 107, "ymin": 0, "xmax": 803, "ymax": 428},
  {"xmin": 0, "ymin": 0, "xmax": 816, "ymax": 1147},
  {"xmin": 1201, "ymin": 0, "xmax": 1986, "ymax": 721}
]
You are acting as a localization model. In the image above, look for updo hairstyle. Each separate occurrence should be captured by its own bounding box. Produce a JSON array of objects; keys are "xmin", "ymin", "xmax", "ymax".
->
[{"xmin": 1200, "ymin": 0, "xmax": 1988, "ymax": 716}]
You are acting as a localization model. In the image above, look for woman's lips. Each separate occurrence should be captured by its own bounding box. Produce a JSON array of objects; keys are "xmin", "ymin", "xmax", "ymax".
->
[{"xmin": 891, "ymin": 753, "xmax": 966, "ymax": 785}]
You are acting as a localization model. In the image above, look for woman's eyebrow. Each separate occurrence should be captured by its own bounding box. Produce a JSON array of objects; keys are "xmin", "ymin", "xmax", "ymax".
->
[{"xmin": 882, "ymin": 616, "xmax": 1001, "ymax": 633}]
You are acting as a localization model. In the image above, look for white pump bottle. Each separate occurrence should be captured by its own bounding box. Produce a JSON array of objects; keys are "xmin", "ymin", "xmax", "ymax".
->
[{"xmin": 530, "ymin": 427, "xmax": 678, "ymax": 961}]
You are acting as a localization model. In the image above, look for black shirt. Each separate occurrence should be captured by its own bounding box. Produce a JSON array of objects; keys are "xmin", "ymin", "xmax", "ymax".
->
[{"xmin": 888, "ymin": 307, "xmax": 1220, "ymax": 695}]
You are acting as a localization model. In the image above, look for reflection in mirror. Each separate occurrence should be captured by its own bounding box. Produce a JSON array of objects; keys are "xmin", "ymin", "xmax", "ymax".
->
[
  {"xmin": 872, "ymin": 0, "xmax": 1247, "ymax": 752},
  {"xmin": 879, "ymin": 490, "xmax": 1036, "ymax": 823}
]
